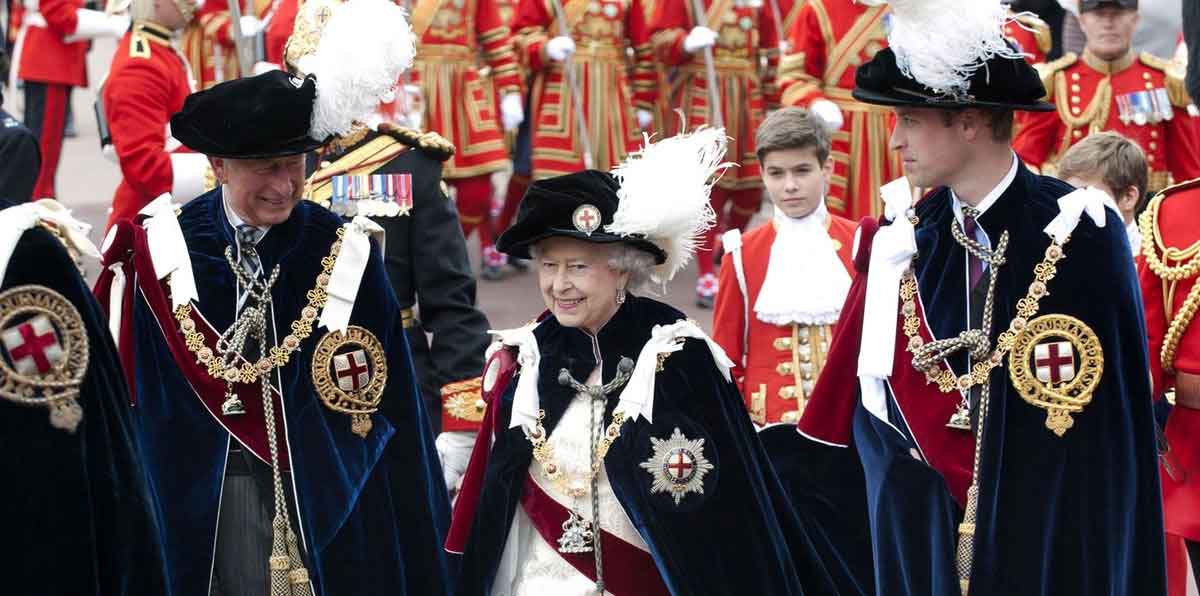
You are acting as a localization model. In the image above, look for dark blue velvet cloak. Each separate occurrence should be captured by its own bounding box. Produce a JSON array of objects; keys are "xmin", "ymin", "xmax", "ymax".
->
[
  {"xmin": 126, "ymin": 190, "xmax": 452, "ymax": 595},
  {"xmin": 0, "ymin": 202, "xmax": 168, "ymax": 594},
  {"xmin": 452, "ymin": 295, "xmax": 851, "ymax": 595},
  {"xmin": 854, "ymin": 163, "xmax": 1165, "ymax": 595}
]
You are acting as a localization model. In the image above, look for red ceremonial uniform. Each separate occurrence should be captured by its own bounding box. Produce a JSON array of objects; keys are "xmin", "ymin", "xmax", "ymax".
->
[
  {"xmin": 650, "ymin": 0, "xmax": 778, "ymax": 295},
  {"xmin": 1138, "ymin": 181, "xmax": 1200, "ymax": 596},
  {"xmin": 180, "ymin": 0, "xmax": 272, "ymax": 89},
  {"xmin": 778, "ymin": 0, "xmax": 897, "ymax": 220},
  {"xmin": 1004, "ymin": 11, "xmax": 1051, "ymax": 65},
  {"xmin": 514, "ymin": 0, "xmax": 657, "ymax": 177},
  {"xmin": 1014, "ymin": 50, "xmax": 1200, "ymax": 194},
  {"xmin": 712, "ymin": 214, "xmax": 855, "ymax": 425},
  {"xmin": 103, "ymin": 21, "xmax": 209, "ymax": 229},
  {"xmin": 263, "ymin": 0, "xmax": 298, "ymax": 66}
]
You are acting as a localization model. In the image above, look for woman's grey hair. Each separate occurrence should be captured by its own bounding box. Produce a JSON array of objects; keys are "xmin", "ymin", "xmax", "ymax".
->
[{"xmin": 528, "ymin": 241, "xmax": 659, "ymax": 294}]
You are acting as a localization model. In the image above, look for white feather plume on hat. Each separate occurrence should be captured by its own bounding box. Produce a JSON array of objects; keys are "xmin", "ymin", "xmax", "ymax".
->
[
  {"xmin": 607, "ymin": 128, "xmax": 732, "ymax": 287},
  {"xmin": 883, "ymin": 0, "xmax": 1024, "ymax": 99},
  {"xmin": 306, "ymin": 0, "xmax": 415, "ymax": 140}
]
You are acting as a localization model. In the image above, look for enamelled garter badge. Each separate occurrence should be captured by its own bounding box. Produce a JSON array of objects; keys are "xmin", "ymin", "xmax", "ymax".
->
[
  {"xmin": 0, "ymin": 286, "xmax": 87, "ymax": 432},
  {"xmin": 639, "ymin": 427, "xmax": 715, "ymax": 506},
  {"xmin": 1007, "ymin": 314, "xmax": 1103, "ymax": 436},
  {"xmin": 312, "ymin": 325, "xmax": 387, "ymax": 437}
]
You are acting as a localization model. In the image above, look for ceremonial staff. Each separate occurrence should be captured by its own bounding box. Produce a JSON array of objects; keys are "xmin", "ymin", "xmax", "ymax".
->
[
  {"xmin": 765, "ymin": 0, "xmax": 788, "ymax": 53},
  {"xmin": 548, "ymin": 0, "xmax": 595, "ymax": 169},
  {"xmin": 225, "ymin": 0, "xmax": 254, "ymax": 77},
  {"xmin": 688, "ymin": 0, "xmax": 723, "ymax": 129}
]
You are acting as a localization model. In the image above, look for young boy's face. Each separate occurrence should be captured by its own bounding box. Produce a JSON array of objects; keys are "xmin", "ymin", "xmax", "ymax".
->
[
  {"xmin": 1064, "ymin": 175, "xmax": 1138, "ymax": 223},
  {"xmin": 760, "ymin": 146, "xmax": 833, "ymax": 220}
]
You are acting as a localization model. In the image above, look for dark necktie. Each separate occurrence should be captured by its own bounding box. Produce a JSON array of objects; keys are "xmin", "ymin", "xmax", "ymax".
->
[
  {"xmin": 961, "ymin": 206, "xmax": 985, "ymax": 291},
  {"xmin": 236, "ymin": 224, "xmax": 266, "ymax": 282}
]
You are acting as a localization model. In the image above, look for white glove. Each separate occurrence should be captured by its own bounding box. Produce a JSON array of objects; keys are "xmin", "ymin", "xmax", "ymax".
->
[
  {"xmin": 238, "ymin": 15, "xmax": 263, "ymax": 38},
  {"xmin": 436, "ymin": 431, "xmax": 478, "ymax": 495},
  {"xmin": 500, "ymin": 92, "xmax": 524, "ymax": 132},
  {"xmin": 636, "ymin": 109, "xmax": 654, "ymax": 130},
  {"xmin": 65, "ymin": 10, "xmax": 129, "ymax": 42},
  {"xmin": 545, "ymin": 36, "xmax": 576, "ymax": 63},
  {"xmin": 683, "ymin": 26, "xmax": 718, "ymax": 53},
  {"xmin": 810, "ymin": 98, "xmax": 845, "ymax": 131}
]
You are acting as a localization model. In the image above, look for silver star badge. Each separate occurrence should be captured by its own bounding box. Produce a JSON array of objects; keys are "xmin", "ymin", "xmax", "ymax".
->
[{"xmin": 639, "ymin": 427, "xmax": 715, "ymax": 506}]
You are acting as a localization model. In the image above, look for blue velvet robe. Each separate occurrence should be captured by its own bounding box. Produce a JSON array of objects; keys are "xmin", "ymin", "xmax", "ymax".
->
[
  {"xmin": 126, "ymin": 190, "xmax": 452, "ymax": 595},
  {"xmin": 0, "ymin": 201, "xmax": 168, "ymax": 594},
  {"xmin": 854, "ymin": 163, "xmax": 1166, "ymax": 595},
  {"xmin": 453, "ymin": 295, "xmax": 849, "ymax": 595}
]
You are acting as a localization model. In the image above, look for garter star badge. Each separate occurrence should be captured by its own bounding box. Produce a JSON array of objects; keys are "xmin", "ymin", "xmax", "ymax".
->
[
  {"xmin": 572, "ymin": 204, "xmax": 602, "ymax": 236},
  {"xmin": 1007, "ymin": 314, "xmax": 1103, "ymax": 437},
  {"xmin": 639, "ymin": 427, "xmax": 715, "ymax": 505},
  {"xmin": 312, "ymin": 325, "xmax": 386, "ymax": 437},
  {"xmin": 0, "ymin": 285, "xmax": 87, "ymax": 432}
]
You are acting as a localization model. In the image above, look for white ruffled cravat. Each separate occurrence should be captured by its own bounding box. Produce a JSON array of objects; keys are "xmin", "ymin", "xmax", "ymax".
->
[{"xmin": 754, "ymin": 202, "xmax": 851, "ymax": 326}]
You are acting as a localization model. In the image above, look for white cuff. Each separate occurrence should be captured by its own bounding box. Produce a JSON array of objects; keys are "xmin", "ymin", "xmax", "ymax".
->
[{"xmin": 170, "ymin": 153, "xmax": 211, "ymax": 203}]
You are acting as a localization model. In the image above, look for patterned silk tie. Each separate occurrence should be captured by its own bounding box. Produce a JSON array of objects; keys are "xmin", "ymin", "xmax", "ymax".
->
[
  {"xmin": 961, "ymin": 206, "xmax": 985, "ymax": 291},
  {"xmin": 235, "ymin": 224, "xmax": 266, "ymax": 281}
]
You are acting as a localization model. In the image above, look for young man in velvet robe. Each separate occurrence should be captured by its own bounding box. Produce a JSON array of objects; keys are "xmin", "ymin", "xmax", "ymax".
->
[{"xmin": 794, "ymin": 1, "xmax": 1166, "ymax": 594}]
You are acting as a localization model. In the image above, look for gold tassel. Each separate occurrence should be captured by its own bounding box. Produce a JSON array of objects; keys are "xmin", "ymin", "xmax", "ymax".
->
[
  {"xmin": 269, "ymin": 514, "xmax": 292, "ymax": 596},
  {"xmin": 287, "ymin": 525, "xmax": 313, "ymax": 596}
]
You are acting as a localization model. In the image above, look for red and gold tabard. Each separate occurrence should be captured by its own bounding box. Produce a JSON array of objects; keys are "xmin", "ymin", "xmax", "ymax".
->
[
  {"xmin": 1014, "ymin": 49, "xmax": 1200, "ymax": 193},
  {"xmin": 514, "ymin": 0, "xmax": 657, "ymax": 177},
  {"xmin": 14, "ymin": 0, "xmax": 90, "ymax": 87},
  {"xmin": 1004, "ymin": 11, "xmax": 1050, "ymax": 65},
  {"xmin": 770, "ymin": 0, "xmax": 804, "ymax": 53},
  {"xmin": 650, "ymin": 0, "xmax": 779, "ymax": 190},
  {"xmin": 711, "ymin": 215, "xmax": 856, "ymax": 425},
  {"xmin": 1136, "ymin": 179, "xmax": 1200, "ymax": 596},
  {"xmin": 104, "ymin": 21, "xmax": 206, "ymax": 228},
  {"xmin": 412, "ymin": 0, "xmax": 522, "ymax": 179},
  {"xmin": 181, "ymin": 0, "xmax": 273, "ymax": 89},
  {"xmin": 778, "ymin": 0, "xmax": 897, "ymax": 220}
]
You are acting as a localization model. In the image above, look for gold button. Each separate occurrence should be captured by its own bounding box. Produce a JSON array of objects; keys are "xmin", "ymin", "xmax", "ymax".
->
[
  {"xmin": 1071, "ymin": 106, "xmax": 1081, "ymax": 115},
  {"xmin": 1071, "ymin": 72, "xmax": 1080, "ymax": 81},
  {"xmin": 776, "ymin": 362, "xmax": 793, "ymax": 375},
  {"xmin": 799, "ymin": 334, "xmax": 809, "ymax": 346},
  {"xmin": 1151, "ymin": 130, "xmax": 1159, "ymax": 139},
  {"xmin": 779, "ymin": 385, "xmax": 797, "ymax": 399},
  {"xmin": 773, "ymin": 337, "xmax": 792, "ymax": 350},
  {"xmin": 1145, "ymin": 82, "xmax": 1155, "ymax": 90},
  {"xmin": 1070, "ymin": 84, "xmax": 1080, "ymax": 92},
  {"xmin": 799, "ymin": 352, "xmax": 811, "ymax": 364},
  {"xmin": 780, "ymin": 410, "xmax": 801, "ymax": 424},
  {"xmin": 1072, "ymin": 129, "xmax": 1083, "ymax": 138},
  {"xmin": 1150, "ymin": 141, "xmax": 1158, "ymax": 150},
  {"xmin": 1143, "ymin": 72, "xmax": 1152, "ymax": 80},
  {"xmin": 803, "ymin": 372, "xmax": 813, "ymax": 381},
  {"xmin": 1070, "ymin": 96, "xmax": 1080, "ymax": 104}
]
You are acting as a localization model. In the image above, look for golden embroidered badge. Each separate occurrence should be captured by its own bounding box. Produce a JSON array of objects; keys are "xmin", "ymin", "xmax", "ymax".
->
[
  {"xmin": 0, "ymin": 286, "xmax": 87, "ymax": 432},
  {"xmin": 1007, "ymin": 314, "xmax": 1103, "ymax": 436},
  {"xmin": 311, "ymin": 325, "xmax": 387, "ymax": 437}
]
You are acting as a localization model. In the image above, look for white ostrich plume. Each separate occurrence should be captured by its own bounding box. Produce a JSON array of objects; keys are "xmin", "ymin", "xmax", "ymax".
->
[
  {"xmin": 607, "ymin": 127, "xmax": 732, "ymax": 286},
  {"xmin": 308, "ymin": 0, "xmax": 416, "ymax": 140},
  {"xmin": 884, "ymin": 0, "xmax": 1024, "ymax": 99}
]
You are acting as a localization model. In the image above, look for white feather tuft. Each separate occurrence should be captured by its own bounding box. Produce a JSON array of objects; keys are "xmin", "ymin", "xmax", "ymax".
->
[
  {"xmin": 308, "ymin": 0, "xmax": 415, "ymax": 140},
  {"xmin": 884, "ymin": 0, "xmax": 1023, "ymax": 99},
  {"xmin": 607, "ymin": 127, "xmax": 732, "ymax": 286}
]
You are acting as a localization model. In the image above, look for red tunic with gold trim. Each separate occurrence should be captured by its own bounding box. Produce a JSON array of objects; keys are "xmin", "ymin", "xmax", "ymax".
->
[
  {"xmin": 778, "ymin": 0, "xmax": 897, "ymax": 220},
  {"xmin": 514, "ymin": 0, "xmax": 657, "ymax": 178},
  {"xmin": 1004, "ymin": 11, "xmax": 1051, "ymax": 65},
  {"xmin": 14, "ymin": 0, "xmax": 89, "ymax": 87},
  {"xmin": 711, "ymin": 214, "xmax": 855, "ymax": 426},
  {"xmin": 104, "ymin": 21, "xmax": 209, "ymax": 228},
  {"xmin": 263, "ymin": 0, "xmax": 298, "ymax": 66},
  {"xmin": 412, "ymin": 0, "xmax": 522, "ymax": 179},
  {"xmin": 1137, "ymin": 180, "xmax": 1200, "ymax": 596},
  {"xmin": 1014, "ymin": 50, "xmax": 1200, "ymax": 194},
  {"xmin": 180, "ymin": 0, "xmax": 272, "ymax": 89},
  {"xmin": 649, "ymin": 0, "xmax": 778, "ymax": 190}
]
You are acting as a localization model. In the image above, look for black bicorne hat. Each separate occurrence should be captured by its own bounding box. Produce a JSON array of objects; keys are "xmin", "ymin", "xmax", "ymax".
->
[
  {"xmin": 496, "ymin": 170, "xmax": 668, "ymax": 264},
  {"xmin": 853, "ymin": 45, "xmax": 1055, "ymax": 112},
  {"xmin": 170, "ymin": 70, "xmax": 329, "ymax": 159}
]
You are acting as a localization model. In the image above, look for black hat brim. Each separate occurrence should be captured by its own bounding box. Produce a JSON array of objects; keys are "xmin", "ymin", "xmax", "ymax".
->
[
  {"xmin": 499, "ymin": 227, "xmax": 668, "ymax": 263},
  {"xmin": 851, "ymin": 86, "xmax": 1056, "ymax": 112}
]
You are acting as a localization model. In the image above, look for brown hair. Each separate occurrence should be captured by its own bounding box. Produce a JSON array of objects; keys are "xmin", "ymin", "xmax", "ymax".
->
[
  {"xmin": 938, "ymin": 108, "xmax": 1015, "ymax": 142},
  {"xmin": 755, "ymin": 107, "xmax": 832, "ymax": 164},
  {"xmin": 1056, "ymin": 131, "xmax": 1149, "ymax": 206}
]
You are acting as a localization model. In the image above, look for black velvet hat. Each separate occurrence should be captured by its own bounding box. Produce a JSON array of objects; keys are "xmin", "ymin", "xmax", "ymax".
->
[
  {"xmin": 496, "ymin": 170, "xmax": 668, "ymax": 263},
  {"xmin": 1080, "ymin": 0, "xmax": 1137, "ymax": 11},
  {"xmin": 852, "ymin": 45, "xmax": 1055, "ymax": 112},
  {"xmin": 170, "ymin": 70, "xmax": 328, "ymax": 159}
]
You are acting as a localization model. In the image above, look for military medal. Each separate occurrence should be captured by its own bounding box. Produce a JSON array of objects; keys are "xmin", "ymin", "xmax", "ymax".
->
[
  {"xmin": 312, "ymin": 325, "xmax": 387, "ymax": 437},
  {"xmin": 0, "ymin": 285, "xmax": 88, "ymax": 433},
  {"xmin": 639, "ymin": 427, "xmax": 715, "ymax": 506}
]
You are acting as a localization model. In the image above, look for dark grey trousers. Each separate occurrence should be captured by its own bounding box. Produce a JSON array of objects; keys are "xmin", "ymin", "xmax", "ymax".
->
[{"xmin": 210, "ymin": 444, "xmax": 278, "ymax": 596}]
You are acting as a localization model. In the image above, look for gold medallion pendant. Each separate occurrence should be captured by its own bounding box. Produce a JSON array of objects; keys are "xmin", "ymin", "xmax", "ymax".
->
[
  {"xmin": 1007, "ymin": 314, "xmax": 1103, "ymax": 436},
  {"xmin": 311, "ymin": 325, "xmax": 386, "ymax": 437},
  {"xmin": 0, "ymin": 286, "xmax": 88, "ymax": 432}
]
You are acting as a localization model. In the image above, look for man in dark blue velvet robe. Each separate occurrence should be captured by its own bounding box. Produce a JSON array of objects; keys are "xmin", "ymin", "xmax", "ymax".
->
[
  {"xmin": 95, "ymin": 70, "xmax": 452, "ymax": 595},
  {"xmin": 0, "ymin": 199, "xmax": 167, "ymax": 594},
  {"xmin": 793, "ymin": 6, "xmax": 1166, "ymax": 595}
]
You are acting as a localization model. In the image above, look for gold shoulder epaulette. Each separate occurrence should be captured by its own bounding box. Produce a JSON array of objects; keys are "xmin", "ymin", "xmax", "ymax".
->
[
  {"xmin": 1141, "ymin": 51, "xmax": 1192, "ymax": 108},
  {"xmin": 1012, "ymin": 12, "xmax": 1052, "ymax": 55},
  {"xmin": 377, "ymin": 122, "xmax": 456, "ymax": 162},
  {"xmin": 1035, "ymin": 52, "xmax": 1077, "ymax": 101}
]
